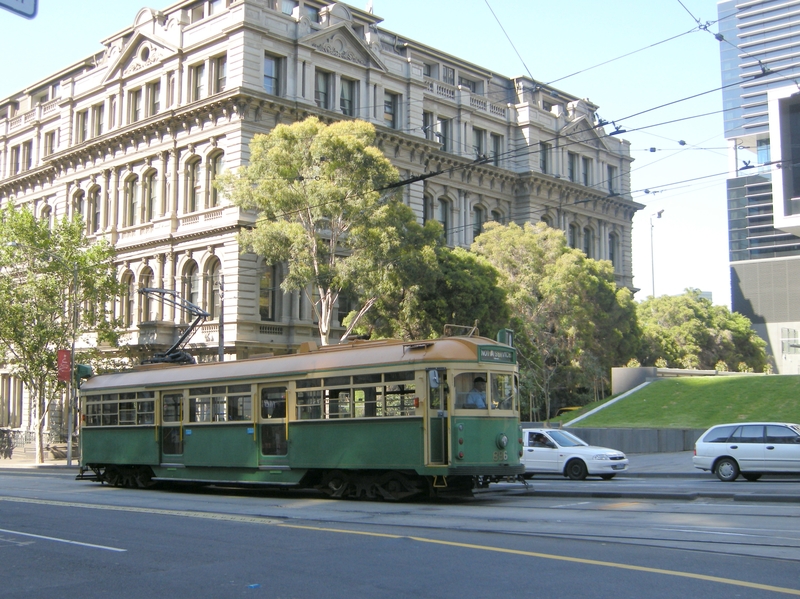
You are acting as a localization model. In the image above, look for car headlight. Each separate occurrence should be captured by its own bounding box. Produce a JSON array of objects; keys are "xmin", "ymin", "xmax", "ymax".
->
[{"xmin": 593, "ymin": 453, "xmax": 612, "ymax": 460}]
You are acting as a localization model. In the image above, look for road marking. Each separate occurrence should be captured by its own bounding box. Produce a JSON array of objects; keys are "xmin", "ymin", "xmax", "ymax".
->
[
  {"xmin": 3, "ymin": 495, "xmax": 800, "ymax": 595},
  {"xmin": 0, "ymin": 527, "xmax": 126, "ymax": 552}
]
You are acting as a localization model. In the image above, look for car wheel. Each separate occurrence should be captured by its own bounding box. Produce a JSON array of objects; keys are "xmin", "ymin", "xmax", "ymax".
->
[
  {"xmin": 600, "ymin": 474, "xmax": 615, "ymax": 480},
  {"xmin": 565, "ymin": 459, "xmax": 588, "ymax": 480},
  {"xmin": 715, "ymin": 457, "xmax": 739, "ymax": 482},
  {"xmin": 742, "ymin": 473, "xmax": 761, "ymax": 482}
]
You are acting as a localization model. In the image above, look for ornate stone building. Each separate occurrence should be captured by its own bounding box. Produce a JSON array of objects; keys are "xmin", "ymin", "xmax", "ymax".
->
[{"xmin": 0, "ymin": 0, "xmax": 639, "ymax": 431}]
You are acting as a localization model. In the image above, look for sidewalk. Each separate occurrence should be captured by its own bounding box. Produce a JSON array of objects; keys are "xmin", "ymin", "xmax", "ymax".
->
[{"xmin": 0, "ymin": 445, "xmax": 75, "ymax": 469}]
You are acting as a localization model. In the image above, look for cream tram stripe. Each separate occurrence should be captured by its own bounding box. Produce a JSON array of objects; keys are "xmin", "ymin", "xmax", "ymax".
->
[{"xmin": 3, "ymin": 497, "xmax": 798, "ymax": 596}]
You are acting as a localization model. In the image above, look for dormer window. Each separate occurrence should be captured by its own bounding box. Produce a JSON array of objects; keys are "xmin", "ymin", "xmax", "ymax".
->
[{"xmin": 458, "ymin": 76, "xmax": 477, "ymax": 93}]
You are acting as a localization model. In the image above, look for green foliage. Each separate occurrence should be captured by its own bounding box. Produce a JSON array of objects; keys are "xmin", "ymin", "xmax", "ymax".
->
[
  {"xmin": 626, "ymin": 358, "xmax": 641, "ymax": 368},
  {"xmin": 0, "ymin": 203, "xmax": 119, "ymax": 462},
  {"xmin": 353, "ymin": 241, "xmax": 510, "ymax": 340},
  {"xmin": 655, "ymin": 357, "xmax": 668, "ymax": 368},
  {"xmin": 471, "ymin": 221, "xmax": 638, "ymax": 419},
  {"xmin": 217, "ymin": 117, "xmax": 427, "ymax": 345},
  {"xmin": 570, "ymin": 376, "xmax": 800, "ymax": 428},
  {"xmin": 636, "ymin": 289, "xmax": 767, "ymax": 372},
  {"xmin": 714, "ymin": 360, "xmax": 728, "ymax": 372}
]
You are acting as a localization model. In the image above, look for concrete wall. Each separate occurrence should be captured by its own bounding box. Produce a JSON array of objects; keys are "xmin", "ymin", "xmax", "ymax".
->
[
  {"xmin": 521, "ymin": 423, "xmax": 705, "ymax": 453},
  {"xmin": 611, "ymin": 367, "xmax": 656, "ymax": 395}
]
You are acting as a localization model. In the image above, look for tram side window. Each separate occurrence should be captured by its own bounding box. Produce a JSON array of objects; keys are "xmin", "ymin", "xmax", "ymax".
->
[
  {"xmin": 228, "ymin": 384, "xmax": 253, "ymax": 421},
  {"xmin": 163, "ymin": 393, "xmax": 183, "ymax": 422},
  {"xmin": 85, "ymin": 395, "xmax": 103, "ymax": 426},
  {"xmin": 85, "ymin": 392, "xmax": 155, "ymax": 426},
  {"xmin": 189, "ymin": 387, "xmax": 212, "ymax": 422},
  {"xmin": 385, "ymin": 383, "xmax": 416, "ymax": 416},
  {"xmin": 261, "ymin": 387, "xmax": 286, "ymax": 419}
]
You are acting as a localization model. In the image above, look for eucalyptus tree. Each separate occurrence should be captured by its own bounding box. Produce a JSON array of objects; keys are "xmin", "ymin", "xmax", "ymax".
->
[{"xmin": 217, "ymin": 116, "xmax": 432, "ymax": 345}]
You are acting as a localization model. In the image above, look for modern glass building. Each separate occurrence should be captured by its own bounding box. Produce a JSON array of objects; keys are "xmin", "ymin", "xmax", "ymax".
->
[{"xmin": 719, "ymin": 0, "xmax": 800, "ymax": 372}]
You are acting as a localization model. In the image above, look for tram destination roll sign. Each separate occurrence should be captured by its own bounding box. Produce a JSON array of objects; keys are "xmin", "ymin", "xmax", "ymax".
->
[{"xmin": 478, "ymin": 346, "xmax": 516, "ymax": 364}]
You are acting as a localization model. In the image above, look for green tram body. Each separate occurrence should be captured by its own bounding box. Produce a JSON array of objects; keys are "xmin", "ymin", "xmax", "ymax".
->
[{"xmin": 79, "ymin": 336, "xmax": 523, "ymax": 499}]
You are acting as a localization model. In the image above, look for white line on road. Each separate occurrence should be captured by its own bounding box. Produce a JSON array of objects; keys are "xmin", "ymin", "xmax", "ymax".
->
[{"xmin": 0, "ymin": 527, "xmax": 126, "ymax": 552}]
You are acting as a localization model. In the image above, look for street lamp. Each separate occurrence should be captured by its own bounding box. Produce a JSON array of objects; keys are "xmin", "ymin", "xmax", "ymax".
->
[{"xmin": 650, "ymin": 210, "xmax": 664, "ymax": 298}]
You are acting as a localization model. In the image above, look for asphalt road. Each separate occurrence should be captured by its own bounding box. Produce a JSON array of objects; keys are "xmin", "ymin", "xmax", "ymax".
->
[{"xmin": 1, "ymin": 466, "xmax": 800, "ymax": 598}]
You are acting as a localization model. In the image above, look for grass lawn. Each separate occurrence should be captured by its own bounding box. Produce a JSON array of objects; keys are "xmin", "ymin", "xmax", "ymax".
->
[{"xmin": 561, "ymin": 375, "xmax": 800, "ymax": 429}]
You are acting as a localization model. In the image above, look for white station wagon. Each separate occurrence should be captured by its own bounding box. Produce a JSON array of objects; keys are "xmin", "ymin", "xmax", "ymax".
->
[
  {"xmin": 521, "ymin": 428, "xmax": 628, "ymax": 480},
  {"xmin": 693, "ymin": 422, "xmax": 800, "ymax": 481}
]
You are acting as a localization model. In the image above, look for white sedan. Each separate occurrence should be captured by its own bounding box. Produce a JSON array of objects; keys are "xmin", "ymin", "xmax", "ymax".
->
[{"xmin": 521, "ymin": 428, "xmax": 629, "ymax": 480}]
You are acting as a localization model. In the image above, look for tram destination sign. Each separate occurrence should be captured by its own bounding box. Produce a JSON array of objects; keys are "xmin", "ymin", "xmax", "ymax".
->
[{"xmin": 478, "ymin": 346, "xmax": 516, "ymax": 364}]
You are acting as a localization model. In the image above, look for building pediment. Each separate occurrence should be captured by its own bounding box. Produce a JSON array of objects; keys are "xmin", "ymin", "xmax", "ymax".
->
[
  {"xmin": 103, "ymin": 31, "xmax": 179, "ymax": 84},
  {"xmin": 560, "ymin": 117, "xmax": 610, "ymax": 151},
  {"xmin": 300, "ymin": 24, "xmax": 386, "ymax": 71}
]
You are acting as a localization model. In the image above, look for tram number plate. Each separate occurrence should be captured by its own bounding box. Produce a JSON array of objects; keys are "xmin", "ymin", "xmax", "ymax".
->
[{"xmin": 493, "ymin": 451, "xmax": 508, "ymax": 461}]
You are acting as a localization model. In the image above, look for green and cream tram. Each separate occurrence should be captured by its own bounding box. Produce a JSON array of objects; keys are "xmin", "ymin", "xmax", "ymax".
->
[{"xmin": 78, "ymin": 336, "xmax": 523, "ymax": 499}]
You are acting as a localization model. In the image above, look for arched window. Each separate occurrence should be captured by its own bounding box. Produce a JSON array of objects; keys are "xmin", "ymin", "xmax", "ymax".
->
[
  {"xmin": 583, "ymin": 227, "xmax": 594, "ymax": 258},
  {"xmin": 88, "ymin": 188, "xmax": 101, "ymax": 234},
  {"xmin": 608, "ymin": 232, "xmax": 620, "ymax": 271},
  {"xmin": 186, "ymin": 160, "xmax": 201, "ymax": 213},
  {"xmin": 124, "ymin": 175, "xmax": 139, "ymax": 226},
  {"xmin": 438, "ymin": 199, "xmax": 450, "ymax": 244},
  {"xmin": 491, "ymin": 209, "xmax": 502, "ymax": 224},
  {"xmin": 139, "ymin": 267, "xmax": 156, "ymax": 322},
  {"xmin": 472, "ymin": 206, "xmax": 484, "ymax": 241},
  {"xmin": 182, "ymin": 261, "xmax": 201, "ymax": 322},
  {"xmin": 40, "ymin": 205, "xmax": 52, "ymax": 230},
  {"xmin": 568, "ymin": 223, "xmax": 578, "ymax": 248},
  {"xmin": 260, "ymin": 265, "xmax": 276, "ymax": 321},
  {"xmin": 120, "ymin": 271, "xmax": 135, "ymax": 328},
  {"xmin": 540, "ymin": 214, "xmax": 552, "ymax": 228},
  {"xmin": 206, "ymin": 259, "xmax": 221, "ymax": 320},
  {"xmin": 144, "ymin": 171, "xmax": 158, "ymax": 222},
  {"xmin": 208, "ymin": 152, "xmax": 224, "ymax": 208},
  {"xmin": 74, "ymin": 190, "xmax": 85, "ymax": 220}
]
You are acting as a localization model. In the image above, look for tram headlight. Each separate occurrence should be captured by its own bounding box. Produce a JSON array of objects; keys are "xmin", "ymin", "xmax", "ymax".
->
[{"xmin": 496, "ymin": 433, "xmax": 509, "ymax": 449}]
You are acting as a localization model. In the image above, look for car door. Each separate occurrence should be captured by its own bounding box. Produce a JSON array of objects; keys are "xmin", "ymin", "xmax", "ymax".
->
[
  {"xmin": 727, "ymin": 424, "xmax": 766, "ymax": 471},
  {"xmin": 763, "ymin": 425, "xmax": 800, "ymax": 472},
  {"xmin": 522, "ymin": 431, "xmax": 559, "ymax": 472}
]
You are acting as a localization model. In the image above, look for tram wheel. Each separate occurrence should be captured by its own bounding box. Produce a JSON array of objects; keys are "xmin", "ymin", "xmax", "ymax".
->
[
  {"xmin": 320, "ymin": 470, "xmax": 352, "ymax": 498},
  {"xmin": 376, "ymin": 472, "xmax": 417, "ymax": 501}
]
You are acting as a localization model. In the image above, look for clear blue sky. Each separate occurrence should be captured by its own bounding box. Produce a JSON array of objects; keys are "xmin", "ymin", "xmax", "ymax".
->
[{"xmin": 0, "ymin": 0, "xmax": 729, "ymax": 306}]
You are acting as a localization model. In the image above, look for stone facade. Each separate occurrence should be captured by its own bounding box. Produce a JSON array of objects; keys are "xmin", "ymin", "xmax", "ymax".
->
[{"xmin": 0, "ymin": 0, "xmax": 639, "ymax": 428}]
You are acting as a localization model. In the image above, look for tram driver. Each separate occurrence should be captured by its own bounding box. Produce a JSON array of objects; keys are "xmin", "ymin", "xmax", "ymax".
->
[{"xmin": 464, "ymin": 376, "xmax": 487, "ymax": 409}]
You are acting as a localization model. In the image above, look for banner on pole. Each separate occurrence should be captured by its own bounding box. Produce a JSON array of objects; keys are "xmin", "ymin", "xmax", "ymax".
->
[{"xmin": 57, "ymin": 350, "xmax": 71, "ymax": 382}]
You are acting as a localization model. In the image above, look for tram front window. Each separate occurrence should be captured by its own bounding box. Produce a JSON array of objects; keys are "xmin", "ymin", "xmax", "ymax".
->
[{"xmin": 490, "ymin": 373, "xmax": 516, "ymax": 411}]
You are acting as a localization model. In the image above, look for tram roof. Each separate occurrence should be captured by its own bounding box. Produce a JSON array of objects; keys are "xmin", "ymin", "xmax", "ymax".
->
[{"xmin": 81, "ymin": 336, "xmax": 516, "ymax": 392}]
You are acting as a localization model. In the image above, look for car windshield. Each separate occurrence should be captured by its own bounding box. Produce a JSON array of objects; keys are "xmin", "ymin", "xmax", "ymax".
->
[{"xmin": 547, "ymin": 430, "xmax": 588, "ymax": 447}]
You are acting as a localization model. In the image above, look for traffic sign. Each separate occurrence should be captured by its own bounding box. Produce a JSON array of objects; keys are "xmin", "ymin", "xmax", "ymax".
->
[{"xmin": 0, "ymin": 0, "xmax": 37, "ymax": 19}]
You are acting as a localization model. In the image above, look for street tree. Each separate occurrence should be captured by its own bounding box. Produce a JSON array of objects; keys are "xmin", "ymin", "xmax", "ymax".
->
[
  {"xmin": 472, "ymin": 221, "xmax": 637, "ymax": 419},
  {"xmin": 216, "ymin": 117, "xmax": 408, "ymax": 345},
  {"xmin": 350, "ymin": 239, "xmax": 510, "ymax": 341},
  {"xmin": 0, "ymin": 203, "xmax": 119, "ymax": 463},
  {"xmin": 636, "ymin": 290, "xmax": 767, "ymax": 371}
]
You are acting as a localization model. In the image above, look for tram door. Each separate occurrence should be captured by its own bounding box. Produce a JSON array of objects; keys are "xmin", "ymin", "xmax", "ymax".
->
[
  {"xmin": 426, "ymin": 369, "xmax": 448, "ymax": 465},
  {"xmin": 160, "ymin": 392, "xmax": 184, "ymax": 464}
]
